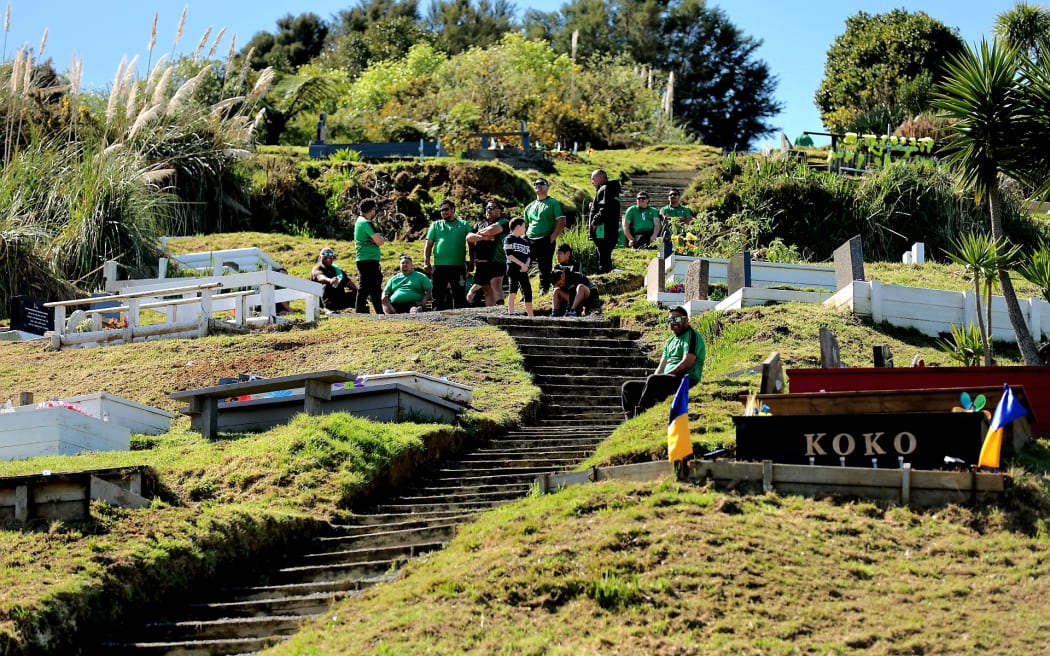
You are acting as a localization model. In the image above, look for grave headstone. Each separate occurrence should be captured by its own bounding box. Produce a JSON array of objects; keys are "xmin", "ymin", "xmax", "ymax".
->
[
  {"xmin": 9, "ymin": 296, "xmax": 54, "ymax": 336},
  {"xmin": 684, "ymin": 259, "xmax": 710, "ymax": 301},
  {"xmin": 647, "ymin": 257, "xmax": 665, "ymax": 299},
  {"xmin": 833, "ymin": 235, "xmax": 865, "ymax": 291},
  {"xmin": 760, "ymin": 351, "xmax": 784, "ymax": 394},
  {"xmin": 873, "ymin": 344, "xmax": 894, "ymax": 368},
  {"xmin": 819, "ymin": 327, "xmax": 842, "ymax": 369},
  {"xmin": 727, "ymin": 251, "xmax": 752, "ymax": 294}
]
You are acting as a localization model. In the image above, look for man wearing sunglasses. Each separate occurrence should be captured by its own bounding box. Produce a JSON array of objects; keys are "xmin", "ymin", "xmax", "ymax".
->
[
  {"xmin": 523, "ymin": 178, "xmax": 566, "ymax": 294},
  {"xmin": 424, "ymin": 200, "xmax": 471, "ymax": 309},
  {"xmin": 621, "ymin": 306, "xmax": 705, "ymax": 420},
  {"xmin": 466, "ymin": 200, "xmax": 509, "ymax": 306},
  {"xmin": 660, "ymin": 189, "xmax": 694, "ymax": 258}
]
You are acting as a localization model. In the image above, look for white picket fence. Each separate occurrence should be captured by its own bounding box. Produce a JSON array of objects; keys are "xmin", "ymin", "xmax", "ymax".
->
[{"xmin": 827, "ymin": 280, "xmax": 1050, "ymax": 343}]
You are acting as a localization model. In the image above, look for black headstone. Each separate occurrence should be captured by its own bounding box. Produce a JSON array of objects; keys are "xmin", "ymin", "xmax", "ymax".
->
[
  {"xmin": 9, "ymin": 296, "xmax": 54, "ymax": 335},
  {"xmin": 727, "ymin": 251, "xmax": 751, "ymax": 294}
]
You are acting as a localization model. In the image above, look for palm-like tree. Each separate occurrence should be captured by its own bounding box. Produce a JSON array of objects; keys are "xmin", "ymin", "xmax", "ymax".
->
[
  {"xmin": 947, "ymin": 232, "xmax": 1021, "ymax": 365},
  {"xmin": 933, "ymin": 39, "xmax": 1043, "ymax": 364}
]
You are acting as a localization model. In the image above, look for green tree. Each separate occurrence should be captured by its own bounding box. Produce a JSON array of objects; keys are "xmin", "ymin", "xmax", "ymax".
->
[
  {"xmin": 657, "ymin": 0, "xmax": 779, "ymax": 150},
  {"xmin": 243, "ymin": 13, "xmax": 329, "ymax": 73},
  {"xmin": 994, "ymin": 1, "xmax": 1050, "ymax": 61},
  {"xmin": 550, "ymin": 0, "xmax": 664, "ymax": 65},
  {"xmin": 933, "ymin": 39, "xmax": 1043, "ymax": 364},
  {"xmin": 425, "ymin": 0, "xmax": 518, "ymax": 55},
  {"xmin": 816, "ymin": 10, "xmax": 964, "ymax": 133},
  {"xmin": 318, "ymin": 0, "xmax": 430, "ymax": 77}
]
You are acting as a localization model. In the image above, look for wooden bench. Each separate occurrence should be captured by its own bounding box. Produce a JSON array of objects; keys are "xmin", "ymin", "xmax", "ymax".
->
[{"xmin": 170, "ymin": 370, "xmax": 355, "ymax": 439}]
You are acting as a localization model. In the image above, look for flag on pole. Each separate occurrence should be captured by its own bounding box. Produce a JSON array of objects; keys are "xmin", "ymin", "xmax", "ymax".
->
[
  {"xmin": 667, "ymin": 375, "xmax": 693, "ymax": 462},
  {"xmin": 977, "ymin": 384, "xmax": 1028, "ymax": 470}
]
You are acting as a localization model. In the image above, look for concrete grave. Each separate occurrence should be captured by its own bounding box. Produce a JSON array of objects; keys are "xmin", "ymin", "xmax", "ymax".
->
[
  {"xmin": 0, "ymin": 407, "xmax": 130, "ymax": 461},
  {"xmin": 833, "ymin": 235, "xmax": 865, "ymax": 291},
  {"xmin": 647, "ymin": 257, "xmax": 665, "ymax": 299},
  {"xmin": 727, "ymin": 251, "xmax": 752, "ymax": 294},
  {"xmin": 684, "ymin": 259, "xmax": 710, "ymax": 301}
]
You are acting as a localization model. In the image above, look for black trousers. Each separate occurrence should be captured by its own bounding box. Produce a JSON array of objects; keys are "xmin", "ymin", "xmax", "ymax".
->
[
  {"xmin": 621, "ymin": 374, "xmax": 682, "ymax": 417},
  {"xmin": 432, "ymin": 265, "xmax": 466, "ymax": 309},
  {"xmin": 529, "ymin": 235, "xmax": 555, "ymax": 292},
  {"xmin": 595, "ymin": 235, "xmax": 617, "ymax": 273},
  {"xmin": 355, "ymin": 260, "xmax": 383, "ymax": 314}
]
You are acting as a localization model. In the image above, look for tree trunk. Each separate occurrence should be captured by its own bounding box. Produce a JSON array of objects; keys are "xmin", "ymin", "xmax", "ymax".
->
[
  {"xmin": 989, "ymin": 187, "xmax": 1043, "ymax": 364},
  {"xmin": 974, "ymin": 279, "xmax": 991, "ymax": 366}
]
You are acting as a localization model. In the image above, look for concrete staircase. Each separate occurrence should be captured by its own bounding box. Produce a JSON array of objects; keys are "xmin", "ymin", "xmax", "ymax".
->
[{"xmin": 96, "ymin": 316, "xmax": 646, "ymax": 655}]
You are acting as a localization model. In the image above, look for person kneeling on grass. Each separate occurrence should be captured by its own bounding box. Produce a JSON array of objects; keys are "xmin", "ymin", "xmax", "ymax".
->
[
  {"xmin": 311, "ymin": 247, "xmax": 358, "ymax": 313},
  {"xmin": 551, "ymin": 266, "xmax": 599, "ymax": 317},
  {"xmin": 620, "ymin": 306, "xmax": 705, "ymax": 420},
  {"xmin": 382, "ymin": 255, "xmax": 433, "ymax": 314}
]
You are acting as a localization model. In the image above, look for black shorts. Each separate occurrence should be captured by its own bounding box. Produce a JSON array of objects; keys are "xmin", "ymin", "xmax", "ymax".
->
[{"xmin": 474, "ymin": 261, "xmax": 504, "ymax": 282}]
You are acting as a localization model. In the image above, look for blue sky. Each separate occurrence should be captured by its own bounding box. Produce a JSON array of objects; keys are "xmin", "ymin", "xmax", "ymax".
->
[{"xmin": 4, "ymin": 0, "xmax": 1024, "ymax": 149}]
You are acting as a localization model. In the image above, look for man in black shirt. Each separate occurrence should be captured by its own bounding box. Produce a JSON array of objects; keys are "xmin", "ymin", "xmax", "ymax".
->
[{"xmin": 551, "ymin": 265, "xmax": 600, "ymax": 317}]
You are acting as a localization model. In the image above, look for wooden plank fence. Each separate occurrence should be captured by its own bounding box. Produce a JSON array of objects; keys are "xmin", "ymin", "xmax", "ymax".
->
[{"xmin": 538, "ymin": 460, "xmax": 1003, "ymax": 509}]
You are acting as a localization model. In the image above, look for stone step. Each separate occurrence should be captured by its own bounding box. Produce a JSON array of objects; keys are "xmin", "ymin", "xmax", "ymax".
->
[
  {"xmin": 302, "ymin": 540, "xmax": 446, "ymax": 564},
  {"xmin": 332, "ymin": 511, "xmax": 476, "ymax": 531},
  {"xmin": 545, "ymin": 404, "xmax": 622, "ymax": 415},
  {"xmin": 541, "ymin": 383, "xmax": 625, "ymax": 396},
  {"xmin": 503, "ymin": 425, "xmax": 612, "ymax": 435},
  {"xmin": 183, "ymin": 589, "xmax": 355, "ymax": 620},
  {"xmin": 514, "ymin": 336, "xmax": 644, "ymax": 349},
  {"xmin": 518, "ymin": 343, "xmax": 648, "ymax": 356},
  {"xmin": 272, "ymin": 557, "xmax": 406, "ymax": 585},
  {"xmin": 373, "ymin": 499, "xmax": 512, "ymax": 515},
  {"xmin": 451, "ymin": 455, "xmax": 584, "ymax": 468},
  {"xmin": 315, "ymin": 523, "xmax": 457, "ymax": 550},
  {"xmin": 487, "ymin": 316, "xmax": 616, "ymax": 329},
  {"xmin": 531, "ymin": 374, "xmax": 634, "ymax": 388},
  {"xmin": 131, "ymin": 613, "xmax": 309, "ymax": 643},
  {"xmin": 401, "ymin": 481, "xmax": 531, "ymax": 496},
  {"xmin": 219, "ymin": 574, "xmax": 393, "ymax": 602},
  {"xmin": 529, "ymin": 364, "xmax": 651, "ymax": 377},
  {"xmin": 487, "ymin": 439, "xmax": 602, "ymax": 451},
  {"xmin": 474, "ymin": 445, "xmax": 596, "ymax": 457},
  {"xmin": 523, "ymin": 353, "xmax": 652, "ymax": 368},
  {"xmin": 100, "ymin": 634, "xmax": 285, "ymax": 655},
  {"xmin": 535, "ymin": 417, "xmax": 622, "ymax": 427}
]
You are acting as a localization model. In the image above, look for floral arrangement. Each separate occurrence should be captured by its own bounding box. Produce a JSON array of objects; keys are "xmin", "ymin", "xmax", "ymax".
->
[
  {"xmin": 666, "ymin": 283, "xmax": 685, "ymax": 293},
  {"xmin": 35, "ymin": 399, "xmax": 95, "ymax": 417}
]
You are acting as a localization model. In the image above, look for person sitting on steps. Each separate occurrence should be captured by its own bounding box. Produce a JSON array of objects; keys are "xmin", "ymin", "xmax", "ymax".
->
[
  {"xmin": 551, "ymin": 265, "xmax": 599, "ymax": 317},
  {"xmin": 621, "ymin": 305, "xmax": 705, "ymax": 420},
  {"xmin": 556, "ymin": 243, "xmax": 583, "ymax": 274}
]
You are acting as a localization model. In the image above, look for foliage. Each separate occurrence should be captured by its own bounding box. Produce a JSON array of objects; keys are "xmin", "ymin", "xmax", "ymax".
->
[
  {"xmin": 425, "ymin": 0, "xmax": 517, "ymax": 56},
  {"xmin": 995, "ymin": 1, "xmax": 1050, "ymax": 60},
  {"xmin": 937, "ymin": 322, "xmax": 985, "ymax": 366},
  {"xmin": 815, "ymin": 10, "xmax": 965, "ymax": 133},
  {"xmin": 655, "ymin": 0, "xmax": 780, "ymax": 151},
  {"xmin": 934, "ymin": 38, "xmax": 1046, "ymax": 364},
  {"xmin": 1017, "ymin": 245, "xmax": 1050, "ymax": 303},
  {"xmin": 242, "ymin": 12, "xmax": 329, "ymax": 73},
  {"xmin": 946, "ymin": 232, "xmax": 1022, "ymax": 365},
  {"xmin": 320, "ymin": 1, "xmax": 430, "ymax": 78}
]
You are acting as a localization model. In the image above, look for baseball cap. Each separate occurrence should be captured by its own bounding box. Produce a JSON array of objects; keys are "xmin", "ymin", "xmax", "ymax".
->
[
  {"xmin": 320, "ymin": 248, "xmax": 335, "ymax": 258},
  {"xmin": 636, "ymin": 192, "xmax": 649, "ymax": 199}
]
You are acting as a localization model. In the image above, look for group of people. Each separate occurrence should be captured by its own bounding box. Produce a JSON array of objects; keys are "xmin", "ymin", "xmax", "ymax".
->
[
  {"xmin": 621, "ymin": 187, "xmax": 694, "ymax": 257},
  {"xmin": 309, "ymin": 174, "xmax": 616, "ymax": 318}
]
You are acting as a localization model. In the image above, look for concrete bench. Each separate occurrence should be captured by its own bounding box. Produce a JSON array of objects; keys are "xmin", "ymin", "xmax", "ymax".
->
[{"xmin": 170, "ymin": 370, "xmax": 355, "ymax": 439}]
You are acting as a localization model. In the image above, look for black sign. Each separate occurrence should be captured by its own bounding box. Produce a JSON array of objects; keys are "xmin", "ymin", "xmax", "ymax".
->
[
  {"xmin": 9, "ymin": 296, "xmax": 54, "ymax": 336},
  {"xmin": 733, "ymin": 411, "xmax": 988, "ymax": 470}
]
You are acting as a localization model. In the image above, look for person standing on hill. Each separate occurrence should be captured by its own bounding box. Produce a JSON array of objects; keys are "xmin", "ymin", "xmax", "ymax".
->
[
  {"xmin": 504, "ymin": 218, "xmax": 534, "ymax": 317},
  {"xmin": 524, "ymin": 178, "xmax": 566, "ymax": 295},
  {"xmin": 660, "ymin": 188, "xmax": 694, "ymax": 258},
  {"xmin": 466, "ymin": 200, "xmax": 509, "ymax": 306},
  {"xmin": 588, "ymin": 168, "xmax": 621, "ymax": 273},
  {"xmin": 621, "ymin": 305, "xmax": 705, "ymax": 419},
  {"xmin": 354, "ymin": 198, "xmax": 387, "ymax": 314},
  {"xmin": 623, "ymin": 191, "xmax": 661, "ymax": 249},
  {"xmin": 424, "ymin": 199, "xmax": 472, "ymax": 310}
]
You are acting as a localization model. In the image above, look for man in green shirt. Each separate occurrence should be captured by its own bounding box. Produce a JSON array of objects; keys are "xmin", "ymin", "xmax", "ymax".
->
[
  {"xmin": 623, "ymin": 191, "xmax": 661, "ymax": 249},
  {"xmin": 354, "ymin": 198, "xmax": 387, "ymax": 314},
  {"xmin": 382, "ymin": 255, "xmax": 433, "ymax": 314},
  {"xmin": 621, "ymin": 305, "xmax": 705, "ymax": 419},
  {"xmin": 659, "ymin": 188, "xmax": 694, "ymax": 258},
  {"xmin": 523, "ymin": 178, "xmax": 566, "ymax": 294},
  {"xmin": 424, "ymin": 199, "xmax": 472, "ymax": 309}
]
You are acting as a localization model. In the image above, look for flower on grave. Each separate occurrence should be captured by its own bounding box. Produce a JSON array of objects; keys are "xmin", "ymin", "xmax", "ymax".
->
[
  {"xmin": 665, "ymin": 283, "xmax": 685, "ymax": 293},
  {"xmin": 35, "ymin": 399, "xmax": 93, "ymax": 416}
]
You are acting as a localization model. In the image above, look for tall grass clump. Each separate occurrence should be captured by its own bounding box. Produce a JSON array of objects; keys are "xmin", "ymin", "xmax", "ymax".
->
[
  {"xmin": 556, "ymin": 221, "xmax": 598, "ymax": 273},
  {"xmin": 0, "ymin": 12, "xmax": 273, "ymax": 307}
]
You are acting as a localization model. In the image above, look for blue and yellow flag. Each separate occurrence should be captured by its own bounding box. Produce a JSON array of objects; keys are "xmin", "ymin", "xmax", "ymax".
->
[
  {"xmin": 977, "ymin": 384, "xmax": 1028, "ymax": 470},
  {"xmin": 667, "ymin": 375, "xmax": 693, "ymax": 462}
]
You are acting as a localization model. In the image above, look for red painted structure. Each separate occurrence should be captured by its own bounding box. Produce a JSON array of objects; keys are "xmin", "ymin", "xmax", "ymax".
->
[{"xmin": 786, "ymin": 366, "xmax": 1050, "ymax": 437}]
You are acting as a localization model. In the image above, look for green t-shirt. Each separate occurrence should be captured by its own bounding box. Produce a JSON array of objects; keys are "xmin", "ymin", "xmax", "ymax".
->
[
  {"xmin": 660, "ymin": 205, "xmax": 694, "ymax": 236},
  {"xmin": 383, "ymin": 270, "xmax": 433, "ymax": 304},
  {"xmin": 354, "ymin": 217, "xmax": 381, "ymax": 261},
  {"xmin": 624, "ymin": 205, "xmax": 659, "ymax": 234},
  {"xmin": 474, "ymin": 218, "xmax": 510, "ymax": 263},
  {"xmin": 524, "ymin": 197, "xmax": 564, "ymax": 239},
  {"xmin": 662, "ymin": 326, "xmax": 705, "ymax": 383},
  {"xmin": 426, "ymin": 218, "xmax": 471, "ymax": 266}
]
